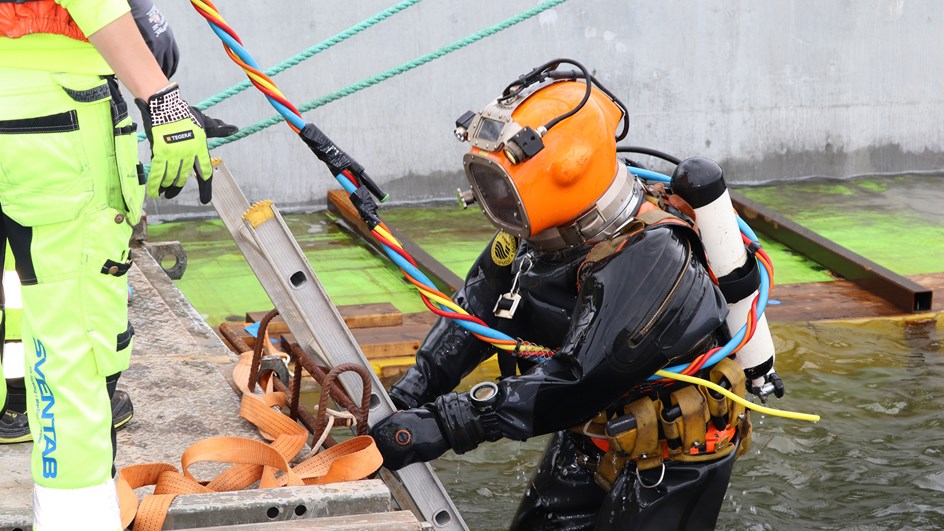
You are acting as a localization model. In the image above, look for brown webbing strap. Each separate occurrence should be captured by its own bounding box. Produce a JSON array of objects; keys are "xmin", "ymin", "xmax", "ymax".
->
[
  {"xmin": 117, "ymin": 350, "xmax": 383, "ymax": 529},
  {"xmin": 636, "ymin": 207, "xmax": 690, "ymax": 228},
  {"xmin": 617, "ymin": 397, "xmax": 663, "ymax": 471},
  {"xmin": 709, "ymin": 357, "xmax": 752, "ymax": 455},
  {"xmin": 671, "ymin": 385, "xmax": 709, "ymax": 455}
]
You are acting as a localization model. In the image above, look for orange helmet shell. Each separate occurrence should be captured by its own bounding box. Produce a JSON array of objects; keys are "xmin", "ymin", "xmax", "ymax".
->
[{"xmin": 467, "ymin": 81, "xmax": 623, "ymax": 238}]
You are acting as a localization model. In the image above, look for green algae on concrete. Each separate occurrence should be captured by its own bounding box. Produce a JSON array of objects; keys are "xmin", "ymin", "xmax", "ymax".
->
[
  {"xmin": 755, "ymin": 235, "xmax": 834, "ymax": 284},
  {"xmin": 146, "ymin": 201, "xmax": 838, "ymax": 326},
  {"xmin": 147, "ymin": 212, "xmax": 429, "ymax": 327},
  {"xmin": 736, "ymin": 175, "xmax": 944, "ymax": 276},
  {"xmin": 377, "ymin": 203, "xmax": 496, "ymax": 278},
  {"xmin": 149, "ymin": 173, "xmax": 944, "ymax": 327}
]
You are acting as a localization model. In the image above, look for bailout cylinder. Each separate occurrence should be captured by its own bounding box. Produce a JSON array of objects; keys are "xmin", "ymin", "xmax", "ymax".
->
[{"xmin": 671, "ymin": 158, "xmax": 779, "ymax": 398}]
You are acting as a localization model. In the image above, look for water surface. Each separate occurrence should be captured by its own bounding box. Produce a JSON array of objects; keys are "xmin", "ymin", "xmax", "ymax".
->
[{"xmin": 434, "ymin": 318, "xmax": 944, "ymax": 530}]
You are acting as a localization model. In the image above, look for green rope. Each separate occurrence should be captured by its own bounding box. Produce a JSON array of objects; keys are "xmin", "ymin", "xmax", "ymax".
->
[
  {"xmin": 195, "ymin": 0, "xmax": 423, "ymax": 111},
  {"xmin": 139, "ymin": 0, "xmax": 422, "ymax": 142},
  {"xmin": 207, "ymin": 0, "xmax": 570, "ymax": 150}
]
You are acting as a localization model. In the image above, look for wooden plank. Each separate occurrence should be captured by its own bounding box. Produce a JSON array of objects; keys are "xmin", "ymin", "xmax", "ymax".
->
[
  {"xmin": 354, "ymin": 323, "xmax": 432, "ymax": 359},
  {"xmin": 279, "ymin": 322, "xmax": 433, "ymax": 360},
  {"xmin": 246, "ymin": 302, "xmax": 403, "ymax": 332},
  {"xmin": 327, "ymin": 189, "xmax": 464, "ymax": 294},
  {"xmin": 765, "ymin": 272, "xmax": 944, "ymax": 322},
  {"xmin": 225, "ymin": 313, "xmax": 437, "ymax": 353},
  {"xmin": 339, "ymin": 303, "xmax": 405, "ymax": 328}
]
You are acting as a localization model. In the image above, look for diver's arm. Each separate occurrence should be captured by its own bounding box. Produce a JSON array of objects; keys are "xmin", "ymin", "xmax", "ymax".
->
[
  {"xmin": 373, "ymin": 226, "xmax": 729, "ymax": 469},
  {"xmin": 389, "ymin": 233, "xmax": 516, "ymax": 409}
]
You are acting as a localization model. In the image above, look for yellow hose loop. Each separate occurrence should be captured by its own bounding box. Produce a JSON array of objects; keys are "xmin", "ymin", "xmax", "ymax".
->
[
  {"xmin": 421, "ymin": 290, "xmax": 470, "ymax": 316},
  {"xmin": 654, "ymin": 370, "xmax": 820, "ymax": 422},
  {"xmin": 373, "ymin": 225, "xmax": 400, "ymax": 246}
]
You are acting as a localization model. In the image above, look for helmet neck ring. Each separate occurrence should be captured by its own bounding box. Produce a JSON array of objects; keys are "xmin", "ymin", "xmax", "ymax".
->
[{"xmin": 527, "ymin": 164, "xmax": 644, "ymax": 252}]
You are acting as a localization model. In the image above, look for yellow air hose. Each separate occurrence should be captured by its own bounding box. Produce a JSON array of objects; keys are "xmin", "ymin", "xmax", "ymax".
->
[{"xmin": 655, "ymin": 370, "xmax": 821, "ymax": 422}]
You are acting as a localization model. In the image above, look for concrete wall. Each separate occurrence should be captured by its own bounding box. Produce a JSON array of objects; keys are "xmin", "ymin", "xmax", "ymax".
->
[{"xmin": 144, "ymin": 0, "xmax": 944, "ymax": 218}]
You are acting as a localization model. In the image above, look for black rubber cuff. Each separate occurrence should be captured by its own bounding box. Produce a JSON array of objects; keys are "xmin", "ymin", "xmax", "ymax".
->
[{"xmin": 717, "ymin": 253, "xmax": 760, "ymax": 304}]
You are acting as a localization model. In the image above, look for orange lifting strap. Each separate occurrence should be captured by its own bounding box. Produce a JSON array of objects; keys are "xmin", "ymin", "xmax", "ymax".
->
[{"xmin": 116, "ymin": 351, "xmax": 383, "ymax": 530}]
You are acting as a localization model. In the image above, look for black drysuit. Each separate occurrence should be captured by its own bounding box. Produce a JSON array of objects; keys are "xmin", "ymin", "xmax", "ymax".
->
[{"xmin": 379, "ymin": 223, "xmax": 739, "ymax": 530}]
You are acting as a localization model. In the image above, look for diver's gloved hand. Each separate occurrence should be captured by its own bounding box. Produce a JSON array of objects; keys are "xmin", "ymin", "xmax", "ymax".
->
[
  {"xmin": 190, "ymin": 106, "xmax": 239, "ymax": 138},
  {"xmin": 371, "ymin": 407, "xmax": 450, "ymax": 470},
  {"xmin": 135, "ymin": 83, "xmax": 213, "ymax": 204},
  {"xmin": 371, "ymin": 392, "xmax": 500, "ymax": 471}
]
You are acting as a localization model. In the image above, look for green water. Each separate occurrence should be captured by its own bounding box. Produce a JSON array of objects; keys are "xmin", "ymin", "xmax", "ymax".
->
[{"xmin": 146, "ymin": 175, "xmax": 944, "ymax": 530}]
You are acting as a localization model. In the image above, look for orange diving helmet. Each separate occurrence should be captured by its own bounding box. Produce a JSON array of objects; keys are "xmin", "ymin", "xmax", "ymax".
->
[{"xmin": 456, "ymin": 59, "xmax": 643, "ymax": 251}]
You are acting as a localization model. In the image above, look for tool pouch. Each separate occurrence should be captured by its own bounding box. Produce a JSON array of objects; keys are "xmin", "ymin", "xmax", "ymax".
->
[
  {"xmin": 594, "ymin": 396, "xmax": 663, "ymax": 491},
  {"xmin": 663, "ymin": 385, "xmax": 708, "ymax": 459},
  {"xmin": 668, "ymin": 357, "xmax": 749, "ymax": 463},
  {"xmin": 705, "ymin": 357, "xmax": 752, "ymax": 456}
]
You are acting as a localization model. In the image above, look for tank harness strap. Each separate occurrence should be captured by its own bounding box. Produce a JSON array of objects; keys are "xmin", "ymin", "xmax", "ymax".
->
[
  {"xmin": 635, "ymin": 207, "xmax": 688, "ymax": 228},
  {"xmin": 576, "ymin": 199, "xmax": 696, "ymax": 292},
  {"xmin": 644, "ymin": 182, "xmax": 701, "ymax": 233},
  {"xmin": 588, "ymin": 357, "xmax": 753, "ymax": 491}
]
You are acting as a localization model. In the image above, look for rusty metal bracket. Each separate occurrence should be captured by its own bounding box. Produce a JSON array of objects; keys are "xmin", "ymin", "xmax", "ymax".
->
[
  {"xmin": 730, "ymin": 191, "xmax": 933, "ymax": 313},
  {"xmin": 259, "ymin": 355, "xmax": 290, "ymax": 388},
  {"xmin": 144, "ymin": 241, "xmax": 188, "ymax": 280}
]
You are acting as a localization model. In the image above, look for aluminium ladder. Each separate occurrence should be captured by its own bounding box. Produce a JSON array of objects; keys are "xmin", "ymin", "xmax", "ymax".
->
[{"xmin": 211, "ymin": 161, "xmax": 468, "ymax": 531}]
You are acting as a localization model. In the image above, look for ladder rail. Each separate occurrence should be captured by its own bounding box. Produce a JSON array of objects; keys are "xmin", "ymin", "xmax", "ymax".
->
[{"xmin": 210, "ymin": 161, "xmax": 468, "ymax": 530}]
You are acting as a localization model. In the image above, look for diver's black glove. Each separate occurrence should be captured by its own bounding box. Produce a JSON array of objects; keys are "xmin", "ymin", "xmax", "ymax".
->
[
  {"xmin": 389, "ymin": 381, "xmax": 422, "ymax": 410},
  {"xmin": 371, "ymin": 407, "xmax": 449, "ymax": 470},
  {"xmin": 371, "ymin": 392, "xmax": 501, "ymax": 471}
]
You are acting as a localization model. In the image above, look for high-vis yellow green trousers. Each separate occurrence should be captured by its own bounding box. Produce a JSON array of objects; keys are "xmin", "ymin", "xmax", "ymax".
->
[{"xmin": 0, "ymin": 68, "xmax": 145, "ymax": 530}]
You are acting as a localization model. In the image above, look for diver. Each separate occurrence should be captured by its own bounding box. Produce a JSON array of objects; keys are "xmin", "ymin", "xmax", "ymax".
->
[{"xmin": 370, "ymin": 59, "xmax": 762, "ymax": 530}]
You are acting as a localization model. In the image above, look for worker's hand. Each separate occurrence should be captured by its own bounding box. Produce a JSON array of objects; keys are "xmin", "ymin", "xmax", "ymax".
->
[
  {"xmin": 135, "ymin": 83, "xmax": 213, "ymax": 204},
  {"xmin": 370, "ymin": 407, "xmax": 450, "ymax": 471}
]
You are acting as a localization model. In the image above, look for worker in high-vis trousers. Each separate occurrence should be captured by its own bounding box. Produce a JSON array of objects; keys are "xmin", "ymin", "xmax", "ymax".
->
[{"xmin": 0, "ymin": 0, "xmax": 213, "ymax": 528}]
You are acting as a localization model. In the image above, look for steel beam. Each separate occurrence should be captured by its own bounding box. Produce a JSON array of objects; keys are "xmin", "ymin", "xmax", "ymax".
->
[
  {"xmin": 327, "ymin": 190, "xmax": 464, "ymax": 294},
  {"xmin": 730, "ymin": 191, "xmax": 933, "ymax": 313}
]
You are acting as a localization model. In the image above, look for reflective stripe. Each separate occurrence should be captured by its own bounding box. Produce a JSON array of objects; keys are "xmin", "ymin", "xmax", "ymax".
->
[
  {"xmin": 62, "ymin": 83, "xmax": 110, "ymax": 104},
  {"xmin": 116, "ymin": 323, "xmax": 133, "ymax": 351},
  {"xmin": 0, "ymin": 110, "xmax": 78, "ymax": 135}
]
